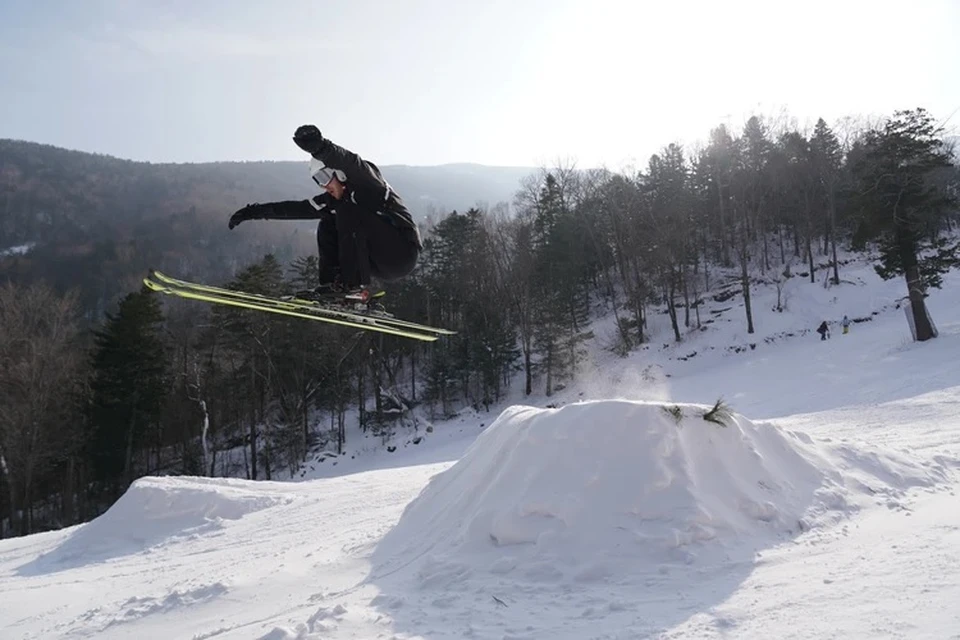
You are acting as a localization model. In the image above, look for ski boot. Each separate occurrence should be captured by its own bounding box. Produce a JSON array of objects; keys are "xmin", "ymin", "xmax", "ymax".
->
[
  {"xmin": 342, "ymin": 285, "xmax": 387, "ymax": 314},
  {"xmin": 293, "ymin": 281, "xmax": 385, "ymax": 311}
]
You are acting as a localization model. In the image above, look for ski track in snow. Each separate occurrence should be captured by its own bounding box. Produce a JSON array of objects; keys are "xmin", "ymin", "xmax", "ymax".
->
[{"xmin": 1, "ymin": 256, "xmax": 960, "ymax": 639}]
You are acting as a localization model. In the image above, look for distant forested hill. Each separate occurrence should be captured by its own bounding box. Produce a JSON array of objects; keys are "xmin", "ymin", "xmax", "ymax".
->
[{"xmin": 0, "ymin": 139, "xmax": 531, "ymax": 317}]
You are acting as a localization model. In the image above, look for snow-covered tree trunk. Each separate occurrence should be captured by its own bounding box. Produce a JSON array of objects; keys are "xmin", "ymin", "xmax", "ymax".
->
[
  {"xmin": 200, "ymin": 399, "xmax": 211, "ymax": 476},
  {"xmin": 249, "ymin": 360, "xmax": 258, "ymax": 480},
  {"xmin": 665, "ymin": 273, "xmax": 681, "ymax": 343},
  {"xmin": 899, "ymin": 231, "xmax": 937, "ymax": 341},
  {"xmin": 188, "ymin": 363, "xmax": 212, "ymax": 477},
  {"xmin": 0, "ymin": 452, "xmax": 12, "ymax": 537},
  {"xmin": 123, "ymin": 397, "xmax": 139, "ymax": 493},
  {"xmin": 830, "ymin": 197, "xmax": 841, "ymax": 285}
]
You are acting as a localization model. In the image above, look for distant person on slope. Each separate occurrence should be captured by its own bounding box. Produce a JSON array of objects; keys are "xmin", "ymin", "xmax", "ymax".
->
[
  {"xmin": 817, "ymin": 321, "xmax": 830, "ymax": 341},
  {"xmin": 841, "ymin": 315, "xmax": 851, "ymax": 335},
  {"xmin": 227, "ymin": 125, "xmax": 422, "ymax": 302}
]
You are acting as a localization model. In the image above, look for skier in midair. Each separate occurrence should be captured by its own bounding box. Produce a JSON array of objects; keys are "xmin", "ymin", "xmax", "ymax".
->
[{"xmin": 227, "ymin": 125, "xmax": 422, "ymax": 301}]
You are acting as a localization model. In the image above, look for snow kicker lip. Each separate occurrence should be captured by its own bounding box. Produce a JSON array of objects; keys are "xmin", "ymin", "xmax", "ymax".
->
[{"xmin": 373, "ymin": 399, "xmax": 953, "ymax": 572}]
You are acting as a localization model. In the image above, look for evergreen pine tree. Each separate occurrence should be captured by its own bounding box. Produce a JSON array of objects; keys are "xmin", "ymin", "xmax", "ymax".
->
[
  {"xmin": 848, "ymin": 108, "xmax": 959, "ymax": 341},
  {"xmin": 810, "ymin": 118, "xmax": 845, "ymax": 284},
  {"xmin": 530, "ymin": 174, "xmax": 590, "ymax": 395},
  {"xmin": 89, "ymin": 286, "xmax": 168, "ymax": 496}
]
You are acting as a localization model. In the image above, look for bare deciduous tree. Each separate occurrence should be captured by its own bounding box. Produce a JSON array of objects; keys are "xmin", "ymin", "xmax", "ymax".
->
[{"xmin": 0, "ymin": 282, "xmax": 84, "ymax": 535}]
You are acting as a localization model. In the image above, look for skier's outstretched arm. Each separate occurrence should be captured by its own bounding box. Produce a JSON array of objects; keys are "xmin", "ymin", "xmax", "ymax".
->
[{"xmin": 228, "ymin": 195, "xmax": 332, "ymax": 229}]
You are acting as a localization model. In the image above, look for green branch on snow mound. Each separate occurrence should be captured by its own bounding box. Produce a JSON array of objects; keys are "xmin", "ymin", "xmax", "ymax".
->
[{"xmin": 702, "ymin": 398, "xmax": 733, "ymax": 427}]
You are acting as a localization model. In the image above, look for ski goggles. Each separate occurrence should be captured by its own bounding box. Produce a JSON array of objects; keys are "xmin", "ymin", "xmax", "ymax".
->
[
  {"xmin": 312, "ymin": 166, "xmax": 336, "ymax": 187},
  {"xmin": 311, "ymin": 164, "xmax": 346, "ymax": 188}
]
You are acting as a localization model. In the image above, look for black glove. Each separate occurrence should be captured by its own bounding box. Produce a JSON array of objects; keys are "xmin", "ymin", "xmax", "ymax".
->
[
  {"xmin": 293, "ymin": 124, "xmax": 325, "ymax": 155},
  {"xmin": 228, "ymin": 203, "xmax": 265, "ymax": 230}
]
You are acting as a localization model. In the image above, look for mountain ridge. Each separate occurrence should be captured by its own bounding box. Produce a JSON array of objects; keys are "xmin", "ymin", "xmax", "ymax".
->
[{"xmin": 0, "ymin": 138, "xmax": 536, "ymax": 219}]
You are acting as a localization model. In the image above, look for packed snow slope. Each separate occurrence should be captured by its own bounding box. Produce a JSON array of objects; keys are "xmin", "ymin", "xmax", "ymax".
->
[
  {"xmin": 376, "ymin": 401, "xmax": 941, "ymax": 570},
  {"xmin": 2, "ymin": 254, "xmax": 960, "ymax": 639},
  {"xmin": 367, "ymin": 401, "xmax": 954, "ymax": 640}
]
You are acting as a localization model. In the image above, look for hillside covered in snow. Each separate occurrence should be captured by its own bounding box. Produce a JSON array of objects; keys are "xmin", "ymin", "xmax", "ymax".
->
[{"xmin": 1, "ymin": 251, "xmax": 960, "ymax": 639}]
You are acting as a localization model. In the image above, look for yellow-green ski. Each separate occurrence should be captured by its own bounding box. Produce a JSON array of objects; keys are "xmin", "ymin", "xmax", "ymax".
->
[
  {"xmin": 147, "ymin": 269, "xmax": 455, "ymax": 336},
  {"xmin": 143, "ymin": 275, "xmax": 443, "ymax": 342}
]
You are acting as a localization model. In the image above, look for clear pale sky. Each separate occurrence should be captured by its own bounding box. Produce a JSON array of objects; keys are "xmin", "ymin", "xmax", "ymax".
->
[{"xmin": 2, "ymin": 0, "xmax": 958, "ymax": 169}]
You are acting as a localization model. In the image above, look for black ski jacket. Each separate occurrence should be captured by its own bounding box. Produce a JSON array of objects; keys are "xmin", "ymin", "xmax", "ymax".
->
[{"xmin": 247, "ymin": 140, "xmax": 422, "ymax": 249}]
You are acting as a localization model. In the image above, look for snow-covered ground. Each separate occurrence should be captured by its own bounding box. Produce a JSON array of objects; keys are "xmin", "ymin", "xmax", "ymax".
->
[
  {"xmin": 0, "ymin": 242, "xmax": 35, "ymax": 257},
  {"xmin": 2, "ymin": 255, "xmax": 960, "ymax": 640}
]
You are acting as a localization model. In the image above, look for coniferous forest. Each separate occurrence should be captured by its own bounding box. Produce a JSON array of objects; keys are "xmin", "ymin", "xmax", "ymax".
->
[{"xmin": 1, "ymin": 108, "xmax": 958, "ymax": 538}]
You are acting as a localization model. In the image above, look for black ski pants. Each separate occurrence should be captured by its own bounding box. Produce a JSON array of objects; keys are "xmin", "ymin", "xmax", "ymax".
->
[{"xmin": 316, "ymin": 206, "xmax": 419, "ymax": 287}]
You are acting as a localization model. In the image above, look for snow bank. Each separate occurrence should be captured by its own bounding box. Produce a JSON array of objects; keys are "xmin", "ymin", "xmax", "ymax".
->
[
  {"xmin": 0, "ymin": 242, "xmax": 35, "ymax": 257},
  {"xmin": 23, "ymin": 476, "xmax": 293, "ymax": 573},
  {"xmin": 374, "ymin": 400, "xmax": 947, "ymax": 577}
]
